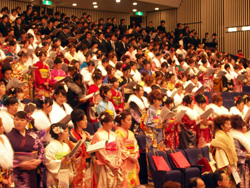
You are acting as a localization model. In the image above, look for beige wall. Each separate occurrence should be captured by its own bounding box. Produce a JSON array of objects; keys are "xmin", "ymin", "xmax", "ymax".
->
[
  {"xmin": 147, "ymin": 0, "xmax": 250, "ymax": 58},
  {"xmin": 1, "ymin": 0, "xmax": 30, "ymax": 13}
]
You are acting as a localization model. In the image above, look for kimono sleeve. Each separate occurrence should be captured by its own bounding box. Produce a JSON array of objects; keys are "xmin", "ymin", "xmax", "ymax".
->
[
  {"xmin": 44, "ymin": 143, "xmax": 62, "ymax": 175},
  {"xmin": 146, "ymin": 108, "xmax": 156, "ymax": 128}
]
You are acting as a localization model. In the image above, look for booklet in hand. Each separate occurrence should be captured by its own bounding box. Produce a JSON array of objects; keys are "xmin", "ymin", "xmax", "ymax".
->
[
  {"xmin": 20, "ymin": 66, "xmax": 38, "ymax": 75},
  {"xmin": 68, "ymin": 140, "xmax": 84, "ymax": 158},
  {"xmin": 236, "ymin": 74, "xmax": 246, "ymax": 81},
  {"xmin": 159, "ymin": 107, "xmax": 175, "ymax": 123},
  {"xmin": 83, "ymin": 91, "xmax": 100, "ymax": 100},
  {"xmin": 200, "ymin": 108, "xmax": 214, "ymax": 119},
  {"xmin": 86, "ymin": 139, "xmax": 115, "ymax": 153},
  {"xmin": 216, "ymin": 70, "xmax": 227, "ymax": 78},
  {"xmin": 176, "ymin": 109, "xmax": 187, "ymax": 122},
  {"xmin": 206, "ymin": 67, "xmax": 216, "ymax": 76},
  {"xmin": 6, "ymin": 78, "xmax": 27, "ymax": 91},
  {"xmin": 170, "ymin": 88, "xmax": 180, "ymax": 98},
  {"xmin": 184, "ymin": 67, "xmax": 191, "ymax": 75},
  {"xmin": 59, "ymin": 115, "xmax": 71, "ymax": 125},
  {"xmin": 125, "ymin": 81, "xmax": 137, "ymax": 89},
  {"xmin": 184, "ymin": 83, "xmax": 195, "ymax": 92}
]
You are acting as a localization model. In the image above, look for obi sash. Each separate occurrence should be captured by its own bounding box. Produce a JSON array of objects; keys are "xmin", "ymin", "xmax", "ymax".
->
[{"xmin": 39, "ymin": 68, "xmax": 49, "ymax": 79}]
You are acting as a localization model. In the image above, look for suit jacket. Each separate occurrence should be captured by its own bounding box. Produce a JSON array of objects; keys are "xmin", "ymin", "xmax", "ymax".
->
[
  {"xmin": 57, "ymin": 31, "xmax": 70, "ymax": 47},
  {"xmin": 0, "ymin": 22, "xmax": 11, "ymax": 37},
  {"xmin": 42, "ymin": 27, "xmax": 54, "ymax": 35},
  {"xmin": 97, "ymin": 39, "xmax": 108, "ymax": 55},
  {"xmin": 82, "ymin": 38, "xmax": 93, "ymax": 49},
  {"xmin": 116, "ymin": 41, "xmax": 127, "ymax": 60},
  {"xmin": 13, "ymin": 24, "xmax": 22, "ymax": 40}
]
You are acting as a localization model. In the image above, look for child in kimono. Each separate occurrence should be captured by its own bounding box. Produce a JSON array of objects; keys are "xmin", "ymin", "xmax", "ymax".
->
[
  {"xmin": 115, "ymin": 112, "xmax": 140, "ymax": 188},
  {"xmin": 92, "ymin": 112, "xmax": 124, "ymax": 188},
  {"xmin": 45, "ymin": 123, "xmax": 74, "ymax": 188},
  {"xmin": 0, "ymin": 117, "xmax": 13, "ymax": 188},
  {"xmin": 97, "ymin": 85, "xmax": 116, "ymax": 118}
]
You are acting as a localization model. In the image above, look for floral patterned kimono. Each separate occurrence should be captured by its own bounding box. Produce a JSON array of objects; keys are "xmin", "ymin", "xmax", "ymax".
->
[
  {"xmin": 164, "ymin": 118, "xmax": 180, "ymax": 150},
  {"xmin": 115, "ymin": 128, "xmax": 140, "ymax": 188},
  {"xmin": 13, "ymin": 62, "xmax": 33, "ymax": 99},
  {"xmin": 110, "ymin": 87, "xmax": 124, "ymax": 112},
  {"xmin": 92, "ymin": 127, "xmax": 124, "ymax": 188},
  {"xmin": 45, "ymin": 139, "xmax": 74, "ymax": 188},
  {"xmin": 69, "ymin": 129, "xmax": 92, "ymax": 188},
  {"xmin": 34, "ymin": 61, "xmax": 51, "ymax": 98},
  {"xmin": 6, "ymin": 128, "xmax": 44, "ymax": 188}
]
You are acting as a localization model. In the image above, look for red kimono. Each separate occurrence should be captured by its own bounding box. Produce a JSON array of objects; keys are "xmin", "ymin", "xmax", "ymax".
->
[
  {"xmin": 109, "ymin": 88, "xmax": 124, "ymax": 112},
  {"xmin": 34, "ymin": 61, "xmax": 51, "ymax": 98},
  {"xmin": 164, "ymin": 118, "xmax": 180, "ymax": 150}
]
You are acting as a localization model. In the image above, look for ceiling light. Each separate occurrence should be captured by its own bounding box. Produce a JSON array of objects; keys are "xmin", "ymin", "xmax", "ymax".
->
[
  {"xmin": 133, "ymin": 2, "xmax": 137, "ymax": 5},
  {"xmin": 72, "ymin": 3, "xmax": 77, "ymax": 6},
  {"xmin": 93, "ymin": 5, "xmax": 98, "ymax": 8},
  {"xmin": 155, "ymin": 7, "xmax": 159, "ymax": 10},
  {"xmin": 116, "ymin": 0, "xmax": 121, "ymax": 3},
  {"xmin": 242, "ymin": 26, "xmax": 250, "ymax": 31},
  {"xmin": 93, "ymin": 2, "xmax": 97, "ymax": 5},
  {"xmin": 133, "ymin": 9, "xmax": 137, "ymax": 12},
  {"xmin": 228, "ymin": 27, "xmax": 237, "ymax": 32}
]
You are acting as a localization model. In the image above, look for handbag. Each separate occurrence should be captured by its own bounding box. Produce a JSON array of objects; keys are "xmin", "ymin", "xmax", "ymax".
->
[
  {"xmin": 169, "ymin": 151, "xmax": 191, "ymax": 168},
  {"xmin": 152, "ymin": 152, "xmax": 171, "ymax": 171},
  {"xmin": 197, "ymin": 157, "xmax": 213, "ymax": 173}
]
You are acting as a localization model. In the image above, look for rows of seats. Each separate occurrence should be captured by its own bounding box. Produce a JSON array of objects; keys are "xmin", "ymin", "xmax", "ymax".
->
[{"xmin": 147, "ymin": 146, "xmax": 210, "ymax": 188}]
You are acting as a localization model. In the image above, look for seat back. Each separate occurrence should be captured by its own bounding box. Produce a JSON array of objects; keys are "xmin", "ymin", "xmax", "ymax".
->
[
  {"xmin": 146, "ymin": 151, "xmax": 172, "ymax": 172},
  {"xmin": 184, "ymin": 148, "xmax": 203, "ymax": 166},
  {"xmin": 201, "ymin": 146, "xmax": 210, "ymax": 161}
]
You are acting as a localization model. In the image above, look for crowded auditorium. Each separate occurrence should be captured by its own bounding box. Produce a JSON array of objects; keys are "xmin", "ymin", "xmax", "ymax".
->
[{"xmin": 0, "ymin": 0, "xmax": 250, "ymax": 187}]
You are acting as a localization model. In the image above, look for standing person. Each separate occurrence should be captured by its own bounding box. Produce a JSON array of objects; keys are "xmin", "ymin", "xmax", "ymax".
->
[
  {"xmin": 119, "ymin": 63, "xmax": 132, "ymax": 102},
  {"xmin": 115, "ymin": 112, "xmax": 140, "ymax": 188},
  {"xmin": 6, "ymin": 111, "xmax": 44, "ymax": 188},
  {"xmin": 92, "ymin": 112, "xmax": 124, "ymax": 188},
  {"xmin": 0, "ymin": 117, "xmax": 13, "ymax": 188},
  {"xmin": 211, "ymin": 115, "xmax": 238, "ymax": 188},
  {"xmin": 34, "ymin": 51, "xmax": 51, "ymax": 98},
  {"xmin": 70, "ymin": 109, "xmax": 93, "ymax": 188},
  {"xmin": 45, "ymin": 123, "xmax": 74, "ymax": 188},
  {"xmin": 50, "ymin": 57, "xmax": 66, "ymax": 85}
]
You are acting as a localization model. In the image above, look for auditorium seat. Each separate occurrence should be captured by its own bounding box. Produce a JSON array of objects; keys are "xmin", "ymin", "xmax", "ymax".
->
[
  {"xmin": 201, "ymin": 146, "xmax": 210, "ymax": 161},
  {"xmin": 184, "ymin": 148, "xmax": 204, "ymax": 172},
  {"xmin": 243, "ymin": 86, "xmax": 250, "ymax": 92},
  {"xmin": 147, "ymin": 151, "xmax": 183, "ymax": 188}
]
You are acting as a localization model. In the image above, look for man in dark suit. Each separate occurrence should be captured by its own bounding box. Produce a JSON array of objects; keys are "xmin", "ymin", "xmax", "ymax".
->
[
  {"xmin": 106, "ymin": 33, "xmax": 117, "ymax": 53},
  {"xmin": 157, "ymin": 20, "xmax": 166, "ymax": 33},
  {"xmin": 119, "ymin": 19, "xmax": 127, "ymax": 34},
  {"xmin": 146, "ymin": 21, "xmax": 155, "ymax": 33},
  {"xmin": 116, "ymin": 35, "xmax": 128, "ymax": 60},
  {"xmin": 13, "ymin": 17, "xmax": 22, "ymax": 40},
  {"xmin": 57, "ymin": 26, "xmax": 71, "ymax": 47},
  {"xmin": 82, "ymin": 31, "xmax": 93, "ymax": 49},
  {"xmin": 42, "ymin": 20, "xmax": 54, "ymax": 36},
  {"xmin": 0, "ymin": 15, "xmax": 11, "ymax": 37},
  {"xmin": 96, "ymin": 32, "xmax": 108, "ymax": 55}
]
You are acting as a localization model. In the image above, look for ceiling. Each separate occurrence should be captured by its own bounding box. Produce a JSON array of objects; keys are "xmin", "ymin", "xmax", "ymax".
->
[{"xmin": 24, "ymin": 0, "xmax": 180, "ymax": 13}]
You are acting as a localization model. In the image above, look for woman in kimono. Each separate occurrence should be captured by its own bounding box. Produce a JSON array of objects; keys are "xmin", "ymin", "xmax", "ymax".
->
[
  {"xmin": 162, "ymin": 96, "xmax": 180, "ymax": 150},
  {"xmin": 108, "ymin": 76, "xmax": 124, "ymax": 113},
  {"xmin": 206, "ymin": 93, "xmax": 229, "ymax": 117},
  {"xmin": 97, "ymin": 85, "xmax": 116, "ymax": 118},
  {"xmin": 230, "ymin": 96, "xmax": 245, "ymax": 119},
  {"xmin": 92, "ymin": 112, "xmax": 124, "ymax": 188},
  {"xmin": 230, "ymin": 115, "xmax": 250, "ymax": 188},
  {"xmin": 50, "ymin": 85, "xmax": 73, "ymax": 127},
  {"xmin": 222, "ymin": 64, "xmax": 234, "ymax": 92},
  {"xmin": 50, "ymin": 57, "xmax": 66, "ymax": 85},
  {"xmin": 119, "ymin": 63, "xmax": 133, "ymax": 102},
  {"xmin": 70, "ymin": 109, "xmax": 92, "ymax": 188},
  {"xmin": 7, "ymin": 88, "xmax": 25, "ymax": 111},
  {"xmin": 0, "ymin": 117, "xmax": 13, "ymax": 188},
  {"xmin": 34, "ymin": 50, "xmax": 52, "ymax": 98},
  {"xmin": 211, "ymin": 115, "xmax": 238, "ymax": 188},
  {"xmin": 194, "ymin": 94, "xmax": 213, "ymax": 148},
  {"xmin": 0, "ymin": 82, "xmax": 6, "ymax": 108},
  {"xmin": 177, "ymin": 95, "xmax": 200, "ymax": 149},
  {"xmin": 127, "ymin": 85, "xmax": 149, "ymax": 133},
  {"xmin": 13, "ymin": 51, "xmax": 33, "ymax": 99},
  {"xmin": 243, "ymin": 95, "xmax": 250, "ymax": 116},
  {"xmin": 115, "ymin": 112, "xmax": 140, "ymax": 188},
  {"xmin": 0, "ymin": 97, "xmax": 18, "ymax": 133},
  {"xmin": 6, "ymin": 111, "xmax": 44, "ymax": 188},
  {"xmin": 45, "ymin": 122, "xmax": 74, "ymax": 188},
  {"xmin": 32, "ymin": 97, "xmax": 53, "ymax": 142}
]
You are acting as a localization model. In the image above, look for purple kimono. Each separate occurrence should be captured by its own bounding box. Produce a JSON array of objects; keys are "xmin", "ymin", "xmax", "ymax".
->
[{"xmin": 6, "ymin": 128, "xmax": 44, "ymax": 188}]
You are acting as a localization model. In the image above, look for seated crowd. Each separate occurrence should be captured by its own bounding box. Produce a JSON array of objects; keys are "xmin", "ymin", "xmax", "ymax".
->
[{"xmin": 0, "ymin": 4, "xmax": 250, "ymax": 188}]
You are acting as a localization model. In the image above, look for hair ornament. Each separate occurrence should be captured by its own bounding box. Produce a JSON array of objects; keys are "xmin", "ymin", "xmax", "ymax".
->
[
  {"xmin": 133, "ymin": 84, "xmax": 137, "ymax": 90},
  {"xmin": 234, "ymin": 96, "xmax": 238, "ymax": 102},
  {"xmin": 183, "ymin": 101, "xmax": 187, "ymax": 106},
  {"xmin": 163, "ymin": 95, "xmax": 167, "ymax": 103},
  {"xmin": 100, "ymin": 114, "xmax": 106, "ymax": 120},
  {"xmin": 52, "ymin": 126, "xmax": 63, "ymax": 134},
  {"xmin": 41, "ymin": 96, "xmax": 46, "ymax": 103},
  {"xmin": 122, "ymin": 64, "xmax": 127, "ymax": 69}
]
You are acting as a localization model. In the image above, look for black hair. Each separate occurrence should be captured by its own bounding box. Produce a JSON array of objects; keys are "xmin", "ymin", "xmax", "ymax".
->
[
  {"xmin": 122, "ymin": 63, "xmax": 131, "ymax": 72},
  {"xmin": 50, "ymin": 123, "xmax": 68, "ymax": 140},
  {"xmin": 108, "ymin": 76, "xmax": 118, "ymax": 84},
  {"xmin": 99, "ymin": 111, "xmax": 114, "ymax": 125},
  {"xmin": 99, "ymin": 85, "xmax": 110, "ymax": 99},
  {"xmin": 1, "ymin": 64, "xmax": 12, "ymax": 74},
  {"xmin": 151, "ymin": 84, "xmax": 161, "ymax": 91},
  {"xmin": 71, "ymin": 109, "xmax": 86, "ymax": 130},
  {"xmin": 235, "ymin": 95, "xmax": 244, "ymax": 105},
  {"xmin": 183, "ymin": 95, "xmax": 193, "ymax": 106},
  {"xmin": 54, "ymin": 56, "xmax": 62, "ymax": 64},
  {"xmin": 72, "ymin": 73, "xmax": 83, "ymax": 83},
  {"xmin": 231, "ymin": 115, "xmax": 246, "ymax": 130},
  {"xmin": 14, "ymin": 111, "xmax": 28, "ymax": 120},
  {"xmin": 87, "ymin": 60, "xmax": 95, "ymax": 67},
  {"xmin": 224, "ymin": 64, "xmax": 230, "ymax": 70},
  {"xmin": 130, "ymin": 61, "xmax": 137, "ymax": 67},
  {"xmin": 35, "ymin": 97, "xmax": 53, "ymax": 109},
  {"xmin": 163, "ymin": 96, "xmax": 173, "ymax": 105},
  {"xmin": 114, "ymin": 111, "xmax": 131, "ymax": 126},
  {"xmin": 92, "ymin": 71, "xmax": 102, "ymax": 81},
  {"xmin": 212, "ymin": 170, "xmax": 224, "ymax": 187},
  {"xmin": 3, "ymin": 96, "xmax": 18, "ymax": 106},
  {"xmin": 9, "ymin": 40, "xmax": 16, "ymax": 46},
  {"xmin": 7, "ymin": 87, "xmax": 23, "ymax": 97},
  {"xmin": 161, "ymin": 62, "xmax": 168, "ymax": 69},
  {"xmin": 189, "ymin": 177, "xmax": 201, "ymax": 188},
  {"xmin": 243, "ymin": 95, "xmax": 250, "ymax": 104},
  {"xmin": 133, "ymin": 84, "xmax": 143, "ymax": 93},
  {"xmin": 195, "ymin": 94, "xmax": 207, "ymax": 104},
  {"xmin": 53, "ymin": 84, "xmax": 67, "ymax": 97}
]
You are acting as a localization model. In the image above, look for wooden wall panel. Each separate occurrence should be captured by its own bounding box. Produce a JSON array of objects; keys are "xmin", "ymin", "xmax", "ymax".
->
[
  {"xmin": 56, "ymin": 7, "xmax": 130, "ymax": 26},
  {"xmin": 1, "ymin": 0, "xmax": 30, "ymax": 13}
]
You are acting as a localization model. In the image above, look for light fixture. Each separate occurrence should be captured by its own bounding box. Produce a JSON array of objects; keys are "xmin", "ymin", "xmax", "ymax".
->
[
  {"xmin": 116, "ymin": 0, "xmax": 121, "ymax": 3},
  {"xmin": 228, "ymin": 27, "xmax": 237, "ymax": 32},
  {"xmin": 133, "ymin": 2, "xmax": 137, "ymax": 5},
  {"xmin": 72, "ymin": 3, "xmax": 77, "ymax": 6},
  {"xmin": 93, "ymin": 2, "xmax": 97, "ymax": 5},
  {"xmin": 93, "ymin": 5, "xmax": 98, "ymax": 8},
  {"xmin": 155, "ymin": 7, "xmax": 159, "ymax": 10},
  {"xmin": 242, "ymin": 26, "xmax": 250, "ymax": 31},
  {"xmin": 133, "ymin": 9, "xmax": 137, "ymax": 12}
]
